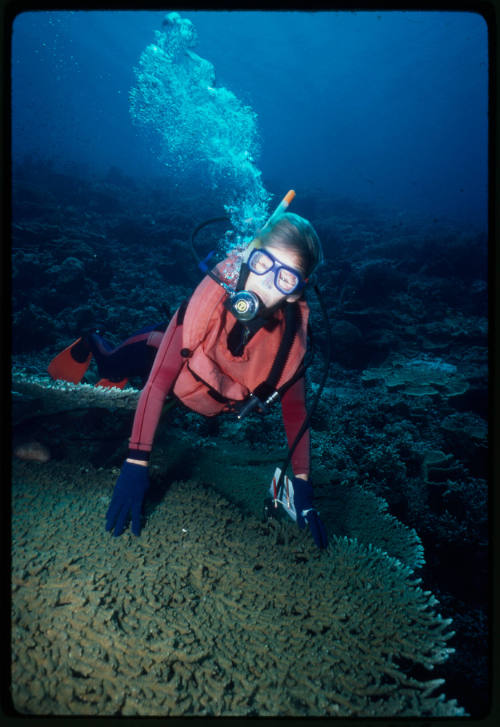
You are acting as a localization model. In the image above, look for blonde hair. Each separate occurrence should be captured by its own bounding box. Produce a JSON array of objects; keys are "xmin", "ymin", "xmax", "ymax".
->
[{"xmin": 258, "ymin": 212, "xmax": 323, "ymax": 278}]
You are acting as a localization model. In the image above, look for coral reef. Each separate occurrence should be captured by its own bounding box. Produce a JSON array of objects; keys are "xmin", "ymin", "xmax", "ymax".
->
[
  {"xmin": 10, "ymin": 373, "xmax": 426, "ymax": 579},
  {"xmin": 147, "ymin": 427, "xmax": 426, "ymax": 573},
  {"xmin": 322, "ymin": 484, "xmax": 425, "ymax": 571},
  {"xmin": 10, "ymin": 164, "xmax": 488, "ymax": 715},
  {"xmin": 11, "ymin": 459, "xmax": 464, "ymax": 717},
  {"xmin": 12, "ymin": 372, "xmax": 141, "ymax": 425},
  {"xmin": 421, "ymin": 450, "xmax": 457, "ymax": 484},
  {"xmin": 361, "ymin": 355, "xmax": 469, "ymax": 398},
  {"xmin": 439, "ymin": 412, "xmax": 487, "ymax": 478}
]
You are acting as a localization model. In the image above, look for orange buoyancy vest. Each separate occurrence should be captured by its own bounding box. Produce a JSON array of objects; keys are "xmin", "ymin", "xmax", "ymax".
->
[{"xmin": 172, "ymin": 268, "xmax": 309, "ymax": 416}]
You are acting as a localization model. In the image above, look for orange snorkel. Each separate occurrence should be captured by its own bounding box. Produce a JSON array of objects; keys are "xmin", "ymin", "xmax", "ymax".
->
[
  {"xmin": 248, "ymin": 189, "xmax": 296, "ymax": 254},
  {"xmin": 262, "ymin": 188, "xmax": 295, "ymax": 229}
]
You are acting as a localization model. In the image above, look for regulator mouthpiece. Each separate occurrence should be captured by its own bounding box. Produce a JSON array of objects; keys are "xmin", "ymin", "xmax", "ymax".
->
[{"xmin": 225, "ymin": 290, "xmax": 261, "ymax": 322}]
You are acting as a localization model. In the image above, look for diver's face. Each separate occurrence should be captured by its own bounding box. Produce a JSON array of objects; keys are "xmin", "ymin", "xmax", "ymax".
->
[{"xmin": 244, "ymin": 243, "xmax": 304, "ymax": 310}]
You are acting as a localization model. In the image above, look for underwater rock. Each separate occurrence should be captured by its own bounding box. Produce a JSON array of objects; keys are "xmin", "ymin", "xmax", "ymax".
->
[{"xmin": 14, "ymin": 441, "xmax": 50, "ymax": 463}]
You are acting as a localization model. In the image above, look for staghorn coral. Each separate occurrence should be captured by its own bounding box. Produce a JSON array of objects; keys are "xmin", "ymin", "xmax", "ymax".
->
[
  {"xmin": 11, "ymin": 459, "xmax": 465, "ymax": 717},
  {"xmin": 361, "ymin": 355, "xmax": 469, "ymax": 398}
]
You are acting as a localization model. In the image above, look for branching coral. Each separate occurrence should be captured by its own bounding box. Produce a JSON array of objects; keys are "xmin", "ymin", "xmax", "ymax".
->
[{"xmin": 11, "ymin": 461, "xmax": 465, "ymax": 717}]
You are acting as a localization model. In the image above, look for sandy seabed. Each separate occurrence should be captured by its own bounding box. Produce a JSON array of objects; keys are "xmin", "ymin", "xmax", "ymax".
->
[{"xmin": 11, "ymin": 458, "xmax": 460, "ymax": 717}]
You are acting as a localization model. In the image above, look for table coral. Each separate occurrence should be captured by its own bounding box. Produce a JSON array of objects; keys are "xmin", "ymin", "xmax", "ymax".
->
[
  {"xmin": 324, "ymin": 484, "xmax": 425, "ymax": 571},
  {"xmin": 11, "ymin": 459, "xmax": 465, "ymax": 717},
  {"xmin": 12, "ymin": 371, "xmax": 141, "ymax": 425},
  {"xmin": 361, "ymin": 355, "xmax": 469, "ymax": 398}
]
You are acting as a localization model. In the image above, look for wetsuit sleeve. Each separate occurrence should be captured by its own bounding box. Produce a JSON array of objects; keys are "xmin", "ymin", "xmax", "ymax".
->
[
  {"xmin": 128, "ymin": 314, "xmax": 185, "ymax": 459},
  {"xmin": 280, "ymin": 376, "xmax": 310, "ymax": 477}
]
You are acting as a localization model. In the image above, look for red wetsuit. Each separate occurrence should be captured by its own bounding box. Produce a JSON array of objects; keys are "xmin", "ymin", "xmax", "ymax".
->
[{"xmin": 128, "ymin": 307, "xmax": 310, "ymax": 477}]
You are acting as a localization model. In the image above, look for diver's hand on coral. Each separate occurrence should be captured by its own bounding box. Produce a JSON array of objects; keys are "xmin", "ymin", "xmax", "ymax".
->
[
  {"xmin": 105, "ymin": 460, "xmax": 149, "ymax": 537},
  {"xmin": 292, "ymin": 477, "xmax": 328, "ymax": 550}
]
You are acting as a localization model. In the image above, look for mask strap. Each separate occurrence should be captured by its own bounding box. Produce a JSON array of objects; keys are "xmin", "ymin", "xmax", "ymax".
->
[
  {"xmin": 236, "ymin": 262, "xmax": 250, "ymax": 292},
  {"xmin": 241, "ymin": 237, "xmax": 262, "ymax": 263}
]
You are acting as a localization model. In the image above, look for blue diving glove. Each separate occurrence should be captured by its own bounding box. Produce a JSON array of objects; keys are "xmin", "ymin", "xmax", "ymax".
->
[
  {"xmin": 105, "ymin": 460, "xmax": 149, "ymax": 537},
  {"xmin": 293, "ymin": 477, "xmax": 328, "ymax": 550}
]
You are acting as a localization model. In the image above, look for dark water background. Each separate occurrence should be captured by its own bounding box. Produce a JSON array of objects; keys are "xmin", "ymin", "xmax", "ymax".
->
[{"xmin": 12, "ymin": 9, "xmax": 487, "ymax": 230}]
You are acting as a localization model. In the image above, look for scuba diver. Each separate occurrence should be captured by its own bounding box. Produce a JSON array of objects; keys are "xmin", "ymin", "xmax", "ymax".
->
[{"xmin": 48, "ymin": 194, "xmax": 328, "ymax": 550}]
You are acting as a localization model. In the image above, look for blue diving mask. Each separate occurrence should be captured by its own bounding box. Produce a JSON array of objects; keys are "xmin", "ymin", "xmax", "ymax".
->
[{"xmin": 247, "ymin": 247, "xmax": 306, "ymax": 296}]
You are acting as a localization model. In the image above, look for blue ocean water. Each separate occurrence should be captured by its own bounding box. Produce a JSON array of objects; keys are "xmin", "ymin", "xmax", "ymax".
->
[{"xmin": 12, "ymin": 9, "xmax": 488, "ymax": 230}]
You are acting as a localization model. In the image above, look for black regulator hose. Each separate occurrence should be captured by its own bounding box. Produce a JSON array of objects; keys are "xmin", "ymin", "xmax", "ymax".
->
[
  {"xmin": 274, "ymin": 282, "xmax": 332, "ymax": 497},
  {"xmin": 190, "ymin": 216, "xmax": 231, "ymax": 272}
]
